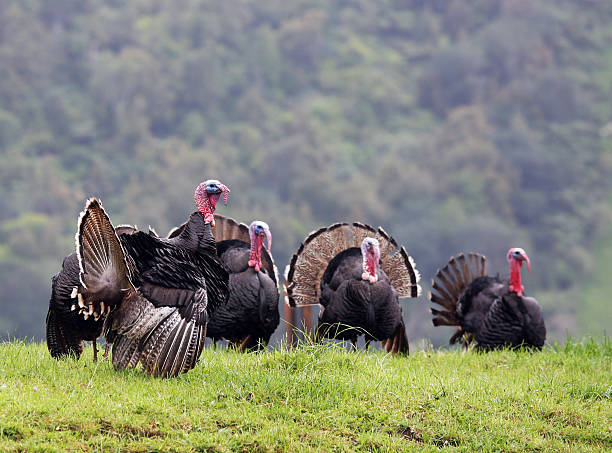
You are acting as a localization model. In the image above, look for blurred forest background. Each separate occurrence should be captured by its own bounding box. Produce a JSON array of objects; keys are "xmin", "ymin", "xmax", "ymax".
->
[{"xmin": 1, "ymin": 0, "xmax": 611, "ymax": 347}]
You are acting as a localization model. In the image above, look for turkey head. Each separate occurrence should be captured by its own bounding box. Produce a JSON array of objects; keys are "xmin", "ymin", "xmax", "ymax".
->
[
  {"xmin": 248, "ymin": 221, "xmax": 272, "ymax": 272},
  {"xmin": 360, "ymin": 238, "xmax": 380, "ymax": 284},
  {"xmin": 507, "ymin": 247, "xmax": 530, "ymax": 297},
  {"xmin": 194, "ymin": 179, "xmax": 230, "ymax": 226}
]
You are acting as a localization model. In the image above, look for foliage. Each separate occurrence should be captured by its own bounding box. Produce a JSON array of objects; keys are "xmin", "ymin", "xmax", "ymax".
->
[
  {"xmin": 0, "ymin": 339, "xmax": 610, "ymax": 452},
  {"xmin": 0, "ymin": 0, "xmax": 611, "ymax": 343}
]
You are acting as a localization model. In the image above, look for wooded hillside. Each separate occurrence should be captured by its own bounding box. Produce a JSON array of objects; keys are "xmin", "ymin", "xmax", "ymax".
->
[{"xmin": 1, "ymin": 0, "xmax": 611, "ymax": 344}]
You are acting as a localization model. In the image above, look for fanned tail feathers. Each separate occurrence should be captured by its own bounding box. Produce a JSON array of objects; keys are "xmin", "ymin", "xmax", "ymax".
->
[
  {"xmin": 285, "ymin": 222, "xmax": 351, "ymax": 306},
  {"xmin": 76, "ymin": 198, "xmax": 133, "ymax": 318},
  {"xmin": 284, "ymin": 222, "xmax": 421, "ymax": 306},
  {"xmin": 429, "ymin": 252, "xmax": 486, "ymax": 343},
  {"xmin": 212, "ymin": 215, "xmax": 250, "ymax": 243},
  {"xmin": 380, "ymin": 319, "xmax": 410, "ymax": 355}
]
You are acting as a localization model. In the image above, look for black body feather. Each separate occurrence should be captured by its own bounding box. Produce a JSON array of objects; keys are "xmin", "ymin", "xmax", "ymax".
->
[{"xmin": 317, "ymin": 248, "xmax": 409, "ymax": 353}]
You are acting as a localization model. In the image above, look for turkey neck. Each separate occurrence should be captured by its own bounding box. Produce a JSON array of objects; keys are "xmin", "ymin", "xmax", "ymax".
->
[
  {"xmin": 364, "ymin": 254, "xmax": 376, "ymax": 277},
  {"xmin": 174, "ymin": 212, "xmax": 216, "ymax": 254},
  {"xmin": 249, "ymin": 235, "xmax": 264, "ymax": 270},
  {"xmin": 508, "ymin": 258, "xmax": 524, "ymax": 297}
]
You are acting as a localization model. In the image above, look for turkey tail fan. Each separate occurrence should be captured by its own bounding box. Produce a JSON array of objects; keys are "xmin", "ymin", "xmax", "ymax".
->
[
  {"xmin": 45, "ymin": 308, "xmax": 83, "ymax": 359},
  {"xmin": 429, "ymin": 252, "xmax": 486, "ymax": 341},
  {"xmin": 380, "ymin": 319, "xmax": 410, "ymax": 355},
  {"xmin": 351, "ymin": 223, "xmax": 422, "ymax": 299},
  {"xmin": 284, "ymin": 222, "xmax": 351, "ymax": 306},
  {"xmin": 213, "ymin": 214, "xmax": 279, "ymax": 287},
  {"xmin": 212, "ymin": 215, "xmax": 250, "ymax": 243},
  {"xmin": 284, "ymin": 222, "xmax": 422, "ymax": 306},
  {"xmin": 75, "ymin": 198, "xmax": 134, "ymax": 316}
]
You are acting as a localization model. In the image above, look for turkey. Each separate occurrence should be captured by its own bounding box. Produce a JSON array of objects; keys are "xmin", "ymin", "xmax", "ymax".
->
[
  {"xmin": 46, "ymin": 224, "xmax": 138, "ymax": 361},
  {"xmin": 284, "ymin": 222, "xmax": 421, "ymax": 354},
  {"xmin": 46, "ymin": 180, "xmax": 231, "ymax": 377},
  {"xmin": 172, "ymin": 215, "xmax": 279, "ymax": 351},
  {"xmin": 429, "ymin": 248, "xmax": 546, "ymax": 350}
]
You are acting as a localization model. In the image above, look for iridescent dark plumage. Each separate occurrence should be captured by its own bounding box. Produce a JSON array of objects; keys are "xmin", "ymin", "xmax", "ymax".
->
[
  {"xmin": 206, "ymin": 238, "xmax": 280, "ymax": 350},
  {"xmin": 317, "ymin": 247, "xmax": 408, "ymax": 351}
]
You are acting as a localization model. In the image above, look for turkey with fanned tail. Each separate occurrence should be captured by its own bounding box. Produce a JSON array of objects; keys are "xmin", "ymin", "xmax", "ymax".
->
[
  {"xmin": 45, "ymin": 180, "xmax": 230, "ymax": 377},
  {"xmin": 284, "ymin": 223, "xmax": 421, "ymax": 354},
  {"xmin": 429, "ymin": 249, "xmax": 546, "ymax": 350}
]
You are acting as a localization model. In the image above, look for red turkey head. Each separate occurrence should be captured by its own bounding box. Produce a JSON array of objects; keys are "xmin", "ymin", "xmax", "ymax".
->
[
  {"xmin": 194, "ymin": 180, "xmax": 230, "ymax": 225},
  {"xmin": 507, "ymin": 247, "xmax": 530, "ymax": 272},
  {"xmin": 248, "ymin": 221, "xmax": 271, "ymax": 272},
  {"xmin": 507, "ymin": 247, "xmax": 530, "ymax": 296},
  {"xmin": 360, "ymin": 237, "xmax": 380, "ymax": 284}
]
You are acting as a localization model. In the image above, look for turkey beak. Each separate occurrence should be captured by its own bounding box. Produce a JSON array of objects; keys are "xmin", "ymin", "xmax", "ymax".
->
[
  {"xmin": 264, "ymin": 229, "xmax": 272, "ymax": 252},
  {"xmin": 521, "ymin": 252, "xmax": 531, "ymax": 273}
]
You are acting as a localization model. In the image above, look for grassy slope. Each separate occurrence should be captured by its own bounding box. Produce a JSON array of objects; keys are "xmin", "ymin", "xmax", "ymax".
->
[{"xmin": 0, "ymin": 341, "xmax": 610, "ymax": 453}]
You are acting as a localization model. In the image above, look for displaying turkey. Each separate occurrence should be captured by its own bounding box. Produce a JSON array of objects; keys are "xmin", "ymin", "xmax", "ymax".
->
[
  {"xmin": 284, "ymin": 222, "xmax": 421, "ymax": 354},
  {"xmin": 46, "ymin": 224, "xmax": 138, "ymax": 361},
  {"xmin": 45, "ymin": 180, "xmax": 231, "ymax": 377},
  {"xmin": 173, "ymin": 215, "xmax": 279, "ymax": 351},
  {"xmin": 429, "ymin": 248, "xmax": 546, "ymax": 350}
]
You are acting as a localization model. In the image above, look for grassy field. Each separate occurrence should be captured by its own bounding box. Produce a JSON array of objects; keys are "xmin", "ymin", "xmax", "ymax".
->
[{"xmin": 0, "ymin": 340, "xmax": 610, "ymax": 452}]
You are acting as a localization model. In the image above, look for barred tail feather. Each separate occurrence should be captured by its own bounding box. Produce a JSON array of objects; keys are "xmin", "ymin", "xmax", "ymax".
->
[
  {"xmin": 46, "ymin": 308, "xmax": 83, "ymax": 359},
  {"xmin": 76, "ymin": 198, "xmax": 133, "ymax": 315},
  {"xmin": 111, "ymin": 334, "xmax": 141, "ymax": 371},
  {"xmin": 139, "ymin": 311, "xmax": 206, "ymax": 378},
  {"xmin": 381, "ymin": 319, "xmax": 410, "ymax": 355},
  {"xmin": 429, "ymin": 252, "xmax": 486, "ymax": 343}
]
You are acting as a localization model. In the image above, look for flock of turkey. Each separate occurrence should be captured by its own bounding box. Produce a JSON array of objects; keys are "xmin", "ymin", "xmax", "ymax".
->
[{"xmin": 45, "ymin": 179, "xmax": 546, "ymax": 378}]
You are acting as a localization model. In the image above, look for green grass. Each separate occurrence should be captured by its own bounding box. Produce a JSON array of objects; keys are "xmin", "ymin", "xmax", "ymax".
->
[{"xmin": 0, "ymin": 340, "xmax": 610, "ymax": 452}]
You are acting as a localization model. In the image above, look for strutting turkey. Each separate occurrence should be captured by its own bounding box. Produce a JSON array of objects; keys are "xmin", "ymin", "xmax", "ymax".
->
[
  {"xmin": 170, "ymin": 216, "xmax": 279, "ymax": 351},
  {"xmin": 284, "ymin": 223, "xmax": 421, "ymax": 354},
  {"xmin": 429, "ymin": 248, "xmax": 546, "ymax": 350},
  {"xmin": 45, "ymin": 180, "xmax": 231, "ymax": 377}
]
